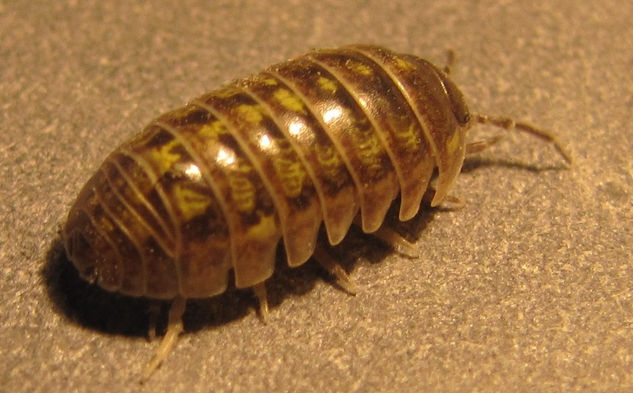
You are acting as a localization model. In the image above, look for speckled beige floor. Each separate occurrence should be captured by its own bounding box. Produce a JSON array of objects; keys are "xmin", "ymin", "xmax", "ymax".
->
[{"xmin": 2, "ymin": 1, "xmax": 632, "ymax": 392}]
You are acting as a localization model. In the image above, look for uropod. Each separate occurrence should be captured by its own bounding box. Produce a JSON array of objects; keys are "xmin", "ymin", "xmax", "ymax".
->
[{"xmin": 62, "ymin": 44, "xmax": 571, "ymax": 381}]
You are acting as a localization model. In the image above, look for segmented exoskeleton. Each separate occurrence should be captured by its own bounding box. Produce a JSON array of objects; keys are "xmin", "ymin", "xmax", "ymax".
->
[{"xmin": 62, "ymin": 45, "xmax": 571, "ymax": 380}]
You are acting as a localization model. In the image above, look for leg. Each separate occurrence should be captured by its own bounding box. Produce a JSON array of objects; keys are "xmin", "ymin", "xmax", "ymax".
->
[
  {"xmin": 351, "ymin": 215, "xmax": 418, "ymax": 257},
  {"xmin": 147, "ymin": 301, "xmax": 161, "ymax": 342},
  {"xmin": 439, "ymin": 194, "xmax": 466, "ymax": 209},
  {"xmin": 141, "ymin": 296, "xmax": 187, "ymax": 383},
  {"xmin": 466, "ymin": 135, "xmax": 504, "ymax": 155},
  {"xmin": 313, "ymin": 245, "xmax": 357, "ymax": 295},
  {"xmin": 443, "ymin": 49, "xmax": 456, "ymax": 75},
  {"xmin": 474, "ymin": 114, "xmax": 572, "ymax": 164},
  {"xmin": 252, "ymin": 282, "xmax": 269, "ymax": 324},
  {"xmin": 372, "ymin": 226, "xmax": 419, "ymax": 258},
  {"xmin": 421, "ymin": 187, "xmax": 465, "ymax": 209}
]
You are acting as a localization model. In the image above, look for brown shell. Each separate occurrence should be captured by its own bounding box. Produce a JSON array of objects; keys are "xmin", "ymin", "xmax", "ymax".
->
[{"xmin": 62, "ymin": 45, "xmax": 471, "ymax": 299}]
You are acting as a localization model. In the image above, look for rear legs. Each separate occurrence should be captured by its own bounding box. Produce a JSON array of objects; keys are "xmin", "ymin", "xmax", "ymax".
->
[{"xmin": 142, "ymin": 296, "xmax": 187, "ymax": 383}]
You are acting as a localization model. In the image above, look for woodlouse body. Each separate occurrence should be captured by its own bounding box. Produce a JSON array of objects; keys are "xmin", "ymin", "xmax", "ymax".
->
[
  {"xmin": 62, "ymin": 44, "xmax": 569, "ymax": 379},
  {"xmin": 63, "ymin": 45, "xmax": 471, "ymax": 298}
]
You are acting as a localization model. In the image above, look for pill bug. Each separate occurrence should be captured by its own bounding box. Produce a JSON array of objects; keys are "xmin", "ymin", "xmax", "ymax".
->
[{"xmin": 62, "ymin": 44, "xmax": 571, "ymax": 381}]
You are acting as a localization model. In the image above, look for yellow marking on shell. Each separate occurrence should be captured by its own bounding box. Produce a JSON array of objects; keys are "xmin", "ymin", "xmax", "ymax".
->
[
  {"xmin": 214, "ymin": 88, "xmax": 240, "ymax": 98},
  {"xmin": 118, "ymin": 206, "xmax": 134, "ymax": 226},
  {"xmin": 236, "ymin": 160, "xmax": 255, "ymax": 174},
  {"xmin": 199, "ymin": 120, "xmax": 229, "ymax": 139},
  {"xmin": 273, "ymin": 156, "xmax": 307, "ymax": 198},
  {"xmin": 236, "ymin": 104, "xmax": 264, "ymax": 124},
  {"xmin": 229, "ymin": 176, "xmax": 256, "ymax": 213},
  {"xmin": 347, "ymin": 60, "xmax": 372, "ymax": 76},
  {"xmin": 262, "ymin": 77, "xmax": 278, "ymax": 86},
  {"xmin": 316, "ymin": 144, "xmax": 343, "ymax": 169},
  {"xmin": 395, "ymin": 58, "xmax": 415, "ymax": 71},
  {"xmin": 96, "ymin": 212, "xmax": 116, "ymax": 233},
  {"xmin": 394, "ymin": 123, "xmax": 420, "ymax": 153},
  {"xmin": 169, "ymin": 105, "xmax": 197, "ymax": 118},
  {"xmin": 172, "ymin": 184, "xmax": 211, "ymax": 221},
  {"xmin": 274, "ymin": 88, "xmax": 306, "ymax": 114},
  {"xmin": 315, "ymin": 144, "xmax": 347, "ymax": 187},
  {"xmin": 354, "ymin": 131, "xmax": 384, "ymax": 172},
  {"xmin": 245, "ymin": 213, "xmax": 278, "ymax": 240},
  {"xmin": 148, "ymin": 138, "xmax": 181, "ymax": 174},
  {"xmin": 317, "ymin": 77, "xmax": 338, "ymax": 93},
  {"xmin": 446, "ymin": 130, "xmax": 461, "ymax": 155}
]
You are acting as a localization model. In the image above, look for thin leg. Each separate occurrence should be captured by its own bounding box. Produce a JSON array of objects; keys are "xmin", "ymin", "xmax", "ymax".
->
[
  {"xmin": 466, "ymin": 135, "xmax": 505, "ymax": 155},
  {"xmin": 313, "ymin": 246, "xmax": 357, "ymax": 295},
  {"xmin": 252, "ymin": 282, "xmax": 269, "ymax": 324},
  {"xmin": 147, "ymin": 301, "xmax": 161, "ymax": 342},
  {"xmin": 421, "ymin": 187, "xmax": 465, "ymax": 209},
  {"xmin": 372, "ymin": 226, "xmax": 419, "ymax": 258},
  {"xmin": 439, "ymin": 194, "xmax": 466, "ymax": 209},
  {"xmin": 443, "ymin": 49, "xmax": 456, "ymax": 75},
  {"xmin": 141, "ymin": 296, "xmax": 187, "ymax": 383},
  {"xmin": 475, "ymin": 114, "xmax": 572, "ymax": 164}
]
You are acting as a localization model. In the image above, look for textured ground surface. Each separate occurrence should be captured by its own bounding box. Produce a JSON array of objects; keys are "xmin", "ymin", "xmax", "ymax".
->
[{"xmin": 2, "ymin": 1, "xmax": 632, "ymax": 392}]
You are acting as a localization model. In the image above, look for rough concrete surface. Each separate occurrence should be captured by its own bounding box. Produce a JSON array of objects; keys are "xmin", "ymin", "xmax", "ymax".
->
[{"xmin": 1, "ymin": 1, "xmax": 632, "ymax": 392}]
